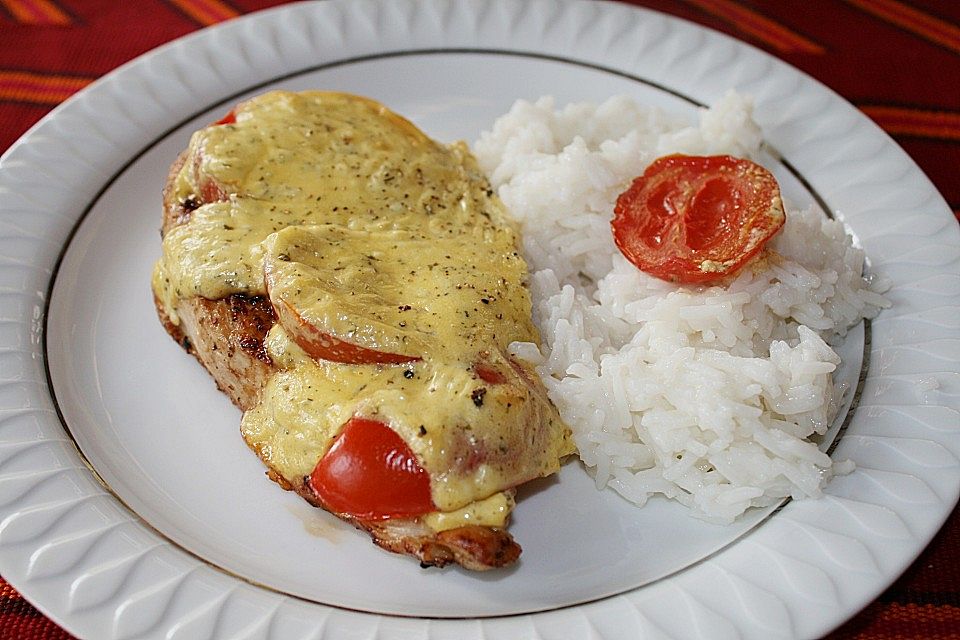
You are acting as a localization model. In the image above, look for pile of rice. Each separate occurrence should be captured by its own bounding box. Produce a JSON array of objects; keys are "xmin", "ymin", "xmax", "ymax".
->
[{"xmin": 474, "ymin": 92, "xmax": 889, "ymax": 522}]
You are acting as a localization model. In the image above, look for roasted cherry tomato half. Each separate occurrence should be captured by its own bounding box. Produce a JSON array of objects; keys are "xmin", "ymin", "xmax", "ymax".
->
[
  {"xmin": 309, "ymin": 416, "xmax": 435, "ymax": 520},
  {"xmin": 611, "ymin": 154, "xmax": 785, "ymax": 284}
]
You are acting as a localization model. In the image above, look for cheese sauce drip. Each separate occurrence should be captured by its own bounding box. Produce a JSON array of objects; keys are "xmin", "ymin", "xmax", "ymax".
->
[
  {"xmin": 152, "ymin": 91, "xmax": 572, "ymax": 519},
  {"xmin": 247, "ymin": 327, "xmax": 568, "ymax": 512}
]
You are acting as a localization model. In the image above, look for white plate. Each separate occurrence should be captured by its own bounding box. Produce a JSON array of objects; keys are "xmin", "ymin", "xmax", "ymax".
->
[{"xmin": 1, "ymin": 1, "xmax": 958, "ymax": 638}]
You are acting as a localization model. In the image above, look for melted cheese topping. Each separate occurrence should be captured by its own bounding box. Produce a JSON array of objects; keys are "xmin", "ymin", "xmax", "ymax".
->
[
  {"xmin": 424, "ymin": 491, "xmax": 514, "ymax": 532},
  {"xmin": 153, "ymin": 91, "xmax": 572, "ymax": 522},
  {"xmin": 262, "ymin": 224, "xmax": 531, "ymax": 360}
]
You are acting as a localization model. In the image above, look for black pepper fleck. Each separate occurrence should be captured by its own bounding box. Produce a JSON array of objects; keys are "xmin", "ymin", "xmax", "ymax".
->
[{"xmin": 471, "ymin": 388, "xmax": 486, "ymax": 407}]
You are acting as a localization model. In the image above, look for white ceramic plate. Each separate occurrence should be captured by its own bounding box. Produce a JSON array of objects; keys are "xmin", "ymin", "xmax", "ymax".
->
[{"xmin": 1, "ymin": 1, "xmax": 957, "ymax": 638}]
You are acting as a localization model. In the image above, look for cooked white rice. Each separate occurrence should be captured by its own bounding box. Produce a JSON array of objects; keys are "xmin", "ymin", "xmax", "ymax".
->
[{"xmin": 474, "ymin": 92, "xmax": 890, "ymax": 522}]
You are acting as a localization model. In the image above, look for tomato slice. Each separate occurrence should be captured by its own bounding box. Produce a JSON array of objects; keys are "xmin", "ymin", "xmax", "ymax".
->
[
  {"xmin": 309, "ymin": 416, "xmax": 435, "ymax": 520},
  {"xmin": 611, "ymin": 154, "xmax": 785, "ymax": 284},
  {"xmin": 198, "ymin": 175, "xmax": 229, "ymax": 203},
  {"xmin": 186, "ymin": 110, "xmax": 238, "ymax": 205},
  {"xmin": 271, "ymin": 296, "xmax": 420, "ymax": 364},
  {"xmin": 264, "ymin": 261, "xmax": 420, "ymax": 365},
  {"xmin": 190, "ymin": 146, "xmax": 230, "ymax": 204}
]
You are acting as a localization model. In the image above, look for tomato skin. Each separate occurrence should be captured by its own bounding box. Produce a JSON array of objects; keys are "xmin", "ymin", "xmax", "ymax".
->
[
  {"xmin": 186, "ymin": 111, "xmax": 238, "ymax": 205},
  {"xmin": 191, "ymin": 147, "xmax": 230, "ymax": 204},
  {"xmin": 474, "ymin": 362, "xmax": 507, "ymax": 385},
  {"xmin": 214, "ymin": 110, "xmax": 236, "ymax": 126},
  {"xmin": 199, "ymin": 176, "xmax": 229, "ymax": 203},
  {"xmin": 309, "ymin": 416, "xmax": 435, "ymax": 520},
  {"xmin": 611, "ymin": 154, "xmax": 785, "ymax": 284}
]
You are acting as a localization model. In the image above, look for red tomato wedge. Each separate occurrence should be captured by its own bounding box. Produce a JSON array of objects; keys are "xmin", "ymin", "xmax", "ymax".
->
[
  {"xmin": 310, "ymin": 416, "xmax": 435, "ymax": 520},
  {"xmin": 611, "ymin": 154, "xmax": 785, "ymax": 284}
]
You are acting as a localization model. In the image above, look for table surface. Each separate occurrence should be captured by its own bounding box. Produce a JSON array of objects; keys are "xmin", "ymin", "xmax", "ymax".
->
[{"xmin": 0, "ymin": 1, "xmax": 957, "ymax": 638}]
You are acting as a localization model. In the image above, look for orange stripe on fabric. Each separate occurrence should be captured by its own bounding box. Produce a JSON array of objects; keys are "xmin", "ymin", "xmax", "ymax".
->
[
  {"xmin": 857, "ymin": 602, "xmax": 960, "ymax": 635},
  {"xmin": 167, "ymin": 0, "xmax": 238, "ymax": 26},
  {"xmin": 843, "ymin": 0, "xmax": 960, "ymax": 55},
  {"xmin": 1, "ymin": 0, "xmax": 70, "ymax": 25},
  {"xmin": 861, "ymin": 106, "xmax": 960, "ymax": 141},
  {"xmin": 683, "ymin": 0, "xmax": 824, "ymax": 54},
  {"xmin": 0, "ymin": 71, "xmax": 92, "ymax": 104},
  {"xmin": 0, "ymin": 579, "xmax": 23, "ymax": 600}
]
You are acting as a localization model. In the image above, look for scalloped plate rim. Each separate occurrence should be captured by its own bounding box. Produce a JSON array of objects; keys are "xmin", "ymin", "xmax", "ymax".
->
[{"xmin": 0, "ymin": 1, "xmax": 957, "ymax": 639}]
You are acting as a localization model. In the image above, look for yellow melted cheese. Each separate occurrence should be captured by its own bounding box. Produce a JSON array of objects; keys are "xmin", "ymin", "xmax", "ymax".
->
[
  {"xmin": 152, "ymin": 91, "xmax": 572, "ymax": 523},
  {"xmin": 262, "ymin": 223, "xmax": 531, "ymax": 361},
  {"xmin": 424, "ymin": 491, "xmax": 514, "ymax": 532}
]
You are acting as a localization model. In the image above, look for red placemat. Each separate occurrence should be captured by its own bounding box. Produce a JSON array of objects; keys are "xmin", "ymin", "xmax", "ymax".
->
[{"xmin": 0, "ymin": 1, "xmax": 957, "ymax": 638}]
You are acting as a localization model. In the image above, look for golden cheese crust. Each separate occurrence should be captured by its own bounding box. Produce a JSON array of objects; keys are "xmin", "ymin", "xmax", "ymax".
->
[{"xmin": 155, "ymin": 136, "xmax": 523, "ymax": 570}]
